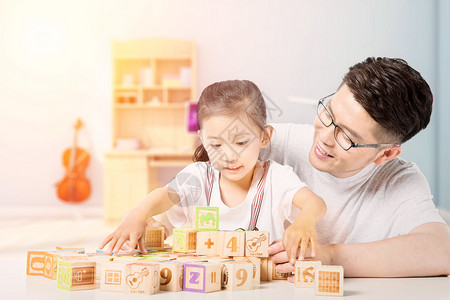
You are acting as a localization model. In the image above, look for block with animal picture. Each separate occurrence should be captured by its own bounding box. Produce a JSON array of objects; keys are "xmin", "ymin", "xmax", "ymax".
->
[
  {"xmin": 267, "ymin": 257, "xmax": 289, "ymax": 280},
  {"xmin": 144, "ymin": 226, "xmax": 165, "ymax": 250},
  {"xmin": 172, "ymin": 228, "xmax": 197, "ymax": 253},
  {"xmin": 294, "ymin": 260, "xmax": 322, "ymax": 288},
  {"xmin": 315, "ymin": 265, "xmax": 344, "ymax": 296},
  {"xmin": 125, "ymin": 262, "xmax": 160, "ymax": 295},
  {"xmin": 158, "ymin": 261, "xmax": 184, "ymax": 292},
  {"xmin": 194, "ymin": 206, "xmax": 219, "ymax": 231},
  {"xmin": 245, "ymin": 231, "xmax": 269, "ymax": 257},
  {"xmin": 100, "ymin": 261, "xmax": 127, "ymax": 293},
  {"xmin": 218, "ymin": 231, "xmax": 245, "ymax": 257},
  {"xmin": 57, "ymin": 259, "xmax": 96, "ymax": 291},
  {"xmin": 233, "ymin": 257, "xmax": 261, "ymax": 285},
  {"xmin": 221, "ymin": 261, "xmax": 253, "ymax": 291},
  {"xmin": 183, "ymin": 262, "xmax": 221, "ymax": 293},
  {"xmin": 196, "ymin": 231, "xmax": 219, "ymax": 256}
]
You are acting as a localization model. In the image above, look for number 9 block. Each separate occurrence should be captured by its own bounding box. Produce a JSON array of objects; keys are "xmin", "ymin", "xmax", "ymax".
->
[{"xmin": 221, "ymin": 261, "xmax": 253, "ymax": 291}]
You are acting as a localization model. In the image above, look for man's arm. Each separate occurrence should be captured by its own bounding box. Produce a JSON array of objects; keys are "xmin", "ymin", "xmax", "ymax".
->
[{"xmin": 270, "ymin": 222, "xmax": 450, "ymax": 278}]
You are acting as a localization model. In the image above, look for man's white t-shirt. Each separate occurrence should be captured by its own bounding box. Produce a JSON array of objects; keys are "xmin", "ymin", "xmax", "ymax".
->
[
  {"xmin": 165, "ymin": 160, "xmax": 306, "ymax": 243},
  {"xmin": 266, "ymin": 123, "xmax": 445, "ymax": 244}
]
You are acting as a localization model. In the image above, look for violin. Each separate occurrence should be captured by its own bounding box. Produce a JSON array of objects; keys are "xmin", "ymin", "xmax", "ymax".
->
[{"xmin": 56, "ymin": 118, "xmax": 91, "ymax": 203}]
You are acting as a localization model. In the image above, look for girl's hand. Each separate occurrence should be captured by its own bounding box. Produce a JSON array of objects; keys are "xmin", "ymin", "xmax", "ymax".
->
[
  {"xmin": 99, "ymin": 209, "xmax": 148, "ymax": 255},
  {"xmin": 282, "ymin": 213, "xmax": 319, "ymax": 265}
]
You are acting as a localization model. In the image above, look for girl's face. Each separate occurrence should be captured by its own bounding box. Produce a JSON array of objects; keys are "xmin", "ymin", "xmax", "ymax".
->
[{"xmin": 199, "ymin": 113, "xmax": 270, "ymax": 183}]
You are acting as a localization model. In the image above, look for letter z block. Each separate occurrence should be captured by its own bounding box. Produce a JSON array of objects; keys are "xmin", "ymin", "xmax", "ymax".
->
[{"xmin": 183, "ymin": 262, "xmax": 221, "ymax": 293}]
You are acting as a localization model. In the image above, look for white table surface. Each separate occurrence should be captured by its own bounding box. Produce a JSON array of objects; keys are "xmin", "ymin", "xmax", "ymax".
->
[{"xmin": 4, "ymin": 258, "xmax": 450, "ymax": 300}]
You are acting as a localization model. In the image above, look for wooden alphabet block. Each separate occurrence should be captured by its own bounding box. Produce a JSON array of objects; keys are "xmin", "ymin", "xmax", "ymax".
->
[
  {"xmin": 218, "ymin": 231, "xmax": 245, "ymax": 257},
  {"xmin": 196, "ymin": 231, "xmax": 219, "ymax": 256},
  {"xmin": 233, "ymin": 257, "xmax": 261, "ymax": 285},
  {"xmin": 315, "ymin": 265, "xmax": 344, "ymax": 296},
  {"xmin": 158, "ymin": 261, "xmax": 183, "ymax": 291},
  {"xmin": 100, "ymin": 262, "xmax": 127, "ymax": 292},
  {"xmin": 221, "ymin": 261, "xmax": 253, "ymax": 291},
  {"xmin": 268, "ymin": 258, "xmax": 289, "ymax": 280},
  {"xmin": 245, "ymin": 231, "xmax": 269, "ymax": 257},
  {"xmin": 173, "ymin": 228, "xmax": 197, "ymax": 253},
  {"xmin": 183, "ymin": 262, "xmax": 221, "ymax": 293},
  {"xmin": 194, "ymin": 206, "xmax": 219, "ymax": 231},
  {"xmin": 125, "ymin": 262, "xmax": 160, "ymax": 295},
  {"xmin": 87, "ymin": 255, "xmax": 114, "ymax": 289},
  {"xmin": 26, "ymin": 250, "xmax": 46, "ymax": 276},
  {"xmin": 57, "ymin": 260, "xmax": 96, "ymax": 291},
  {"xmin": 294, "ymin": 260, "xmax": 322, "ymax": 288},
  {"xmin": 144, "ymin": 226, "xmax": 165, "ymax": 250},
  {"xmin": 260, "ymin": 257, "xmax": 269, "ymax": 281},
  {"xmin": 43, "ymin": 251, "xmax": 60, "ymax": 279}
]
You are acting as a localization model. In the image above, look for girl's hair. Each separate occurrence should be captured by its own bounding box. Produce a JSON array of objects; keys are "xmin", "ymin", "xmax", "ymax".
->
[{"xmin": 193, "ymin": 80, "xmax": 267, "ymax": 162}]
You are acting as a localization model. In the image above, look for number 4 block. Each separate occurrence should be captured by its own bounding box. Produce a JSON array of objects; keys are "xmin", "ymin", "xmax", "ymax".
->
[
  {"xmin": 218, "ymin": 231, "xmax": 245, "ymax": 257},
  {"xmin": 183, "ymin": 262, "xmax": 221, "ymax": 293},
  {"xmin": 194, "ymin": 206, "xmax": 219, "ymax": 231}
]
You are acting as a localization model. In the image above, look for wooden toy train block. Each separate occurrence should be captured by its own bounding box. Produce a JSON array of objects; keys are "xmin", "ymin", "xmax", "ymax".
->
[
  {"xmin": 221, "ymin": 261, "xmax": 253, "ymax": 291},
  {"xmin": 195, "ymin": 206, "xmax": 219, "ymax": 231},
  {"xmin": 218, "ymin": 231, "xmax": 245, "ymax": 257},
  {"xmin": 234, "ymin": 257, "xmax": 261, "ymax": 285},
  {"xmin": 158, "ymin": 261, "xmax": 184, "ymax": 291},
  {"xmin": 196, "ymin": 231, "xmax": 219, "ymax": 255},
  {"xmin": 144, "ymin": 226, "xmax": 165, "ymax": 250},
  {"xmin": 173, "ymin": 228, "xmax": 197, "ymax": 253},
  {"xmin": 245, "ymin": 231, "xmax": 269, "ymax": 257},
  {"xmin": 100, "ymin": 262, "xmax": 127, "ymax": 293},
  {"xmin": 315, "ymin": 265, "xmax": 344, "ymax": 296},
  {"xmin": 183, "ymin": 262, "xmax": 221, "ymax": 293},
  {"xmin": 295, "ymin": 260, "xmax": 322, "ymax": 288},
  {"xmin": 57, "ymin": 260, "xmax": 96, "ymax": 291},
  {"xmin": 125, "ymin": 262, "xmax": 160, "ymax": 295}
]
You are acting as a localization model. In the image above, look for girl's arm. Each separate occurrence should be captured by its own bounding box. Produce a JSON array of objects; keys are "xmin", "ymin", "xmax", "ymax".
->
[
  {"xmin": 99, "ymin": 186, "xmax": 180, "ymax": 255},
  {"xmin": 283, "ymin": 187, "xmax": 327, "ymax": 264}
]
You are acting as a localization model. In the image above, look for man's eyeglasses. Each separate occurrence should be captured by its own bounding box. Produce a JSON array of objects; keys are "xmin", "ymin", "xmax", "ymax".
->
[{"xmin": 317, "ymin": 93, "xmax": 400, "ymax": 151}]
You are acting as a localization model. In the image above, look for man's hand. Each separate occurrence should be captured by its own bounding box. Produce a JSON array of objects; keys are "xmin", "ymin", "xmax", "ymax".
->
[{"xmin": 268, "ymin": 240, "xmax": 333, "ymax": 282}]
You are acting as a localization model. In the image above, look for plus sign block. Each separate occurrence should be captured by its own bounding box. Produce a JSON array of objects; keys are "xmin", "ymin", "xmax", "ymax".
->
[
  {"xmin": 196, "ymin": 231, "xmax": 219, "ymax": 256},
  {"xmin": 144, "ymin": 226, "xmax": 165, "ymax": 250},
  {"xmin": 294, "ymin": 260, "xmax": 322, "ymax": 288},
  {"xmin": 183, "ymin": 262, "xmax": 221, "ymax": 293},
  {"xmin": 172, "ymin": 229, "xmax": 197, "ymax": 253},
  {"xmin": 57, "ymin": 260, "xmax": 96, "ymax": 291},
  {"xmin": 245, "ymin": 231, "xmax": 269, "ymax": 257},
  {"xmin": 315, "ymin": 265, "xmax": 344, "ymax": 296},
  {"xmin": 194, "ymin": 206, "xmax": 219, "ymax": 231},
  {"xmin": 125, "ymin": 262, "xmax": 160, "ymax": 295}
]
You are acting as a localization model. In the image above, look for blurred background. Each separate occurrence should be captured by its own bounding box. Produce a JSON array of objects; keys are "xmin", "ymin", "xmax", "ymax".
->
[{"xmin": 0, "ymin": 0, "xmax": 448, "ymax": 224}]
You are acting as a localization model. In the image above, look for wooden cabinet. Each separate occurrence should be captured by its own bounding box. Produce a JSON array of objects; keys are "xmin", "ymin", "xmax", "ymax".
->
[{"xmin": 104, "ymin": 39, "xmax": 197, "ymax": 225}]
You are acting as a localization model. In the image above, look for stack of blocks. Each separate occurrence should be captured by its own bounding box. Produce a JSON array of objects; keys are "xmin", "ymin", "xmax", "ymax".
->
[{"xmin": 26, "ymin": 206, "xmax": 344, "ymax": 296}]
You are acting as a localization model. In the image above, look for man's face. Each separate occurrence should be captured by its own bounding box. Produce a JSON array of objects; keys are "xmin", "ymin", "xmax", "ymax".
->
[{"xmin": 309, "ymin": 84, "xmax": 385, "ymax": 178}]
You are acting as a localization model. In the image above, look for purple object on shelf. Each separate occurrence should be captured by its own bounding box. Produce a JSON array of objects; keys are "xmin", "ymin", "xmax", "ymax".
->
[{"xmin": 187, "ymin": 102, "xmax": 200, "ymax": 132}]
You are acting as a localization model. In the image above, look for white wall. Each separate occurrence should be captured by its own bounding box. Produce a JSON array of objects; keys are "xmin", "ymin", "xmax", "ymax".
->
[{"xmin": 0, "ymin": 0, "xmax": 445, "ymax": 209}]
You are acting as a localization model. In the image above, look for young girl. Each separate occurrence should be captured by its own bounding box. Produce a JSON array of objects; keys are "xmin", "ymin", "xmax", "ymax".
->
[{"xmin": 100, "ymin": 80, "xmax": 326, "ymax": 265}]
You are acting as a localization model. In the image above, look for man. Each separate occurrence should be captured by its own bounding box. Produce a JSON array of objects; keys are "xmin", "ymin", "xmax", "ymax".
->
[{"xmin": 267, "ymin": 57, "xmax": 450, "ymax": 278}]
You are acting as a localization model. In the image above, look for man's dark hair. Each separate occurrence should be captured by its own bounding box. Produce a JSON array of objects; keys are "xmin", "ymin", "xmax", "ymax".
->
[{"xmin": 342, "ymin": 57, "xmax": 433, "ymax": 144}]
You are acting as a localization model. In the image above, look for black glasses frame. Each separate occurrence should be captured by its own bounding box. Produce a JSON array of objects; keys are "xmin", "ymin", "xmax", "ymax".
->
[{"xmin": 317, "ymin": 93, "xmax": 400, "ymax": 151}]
